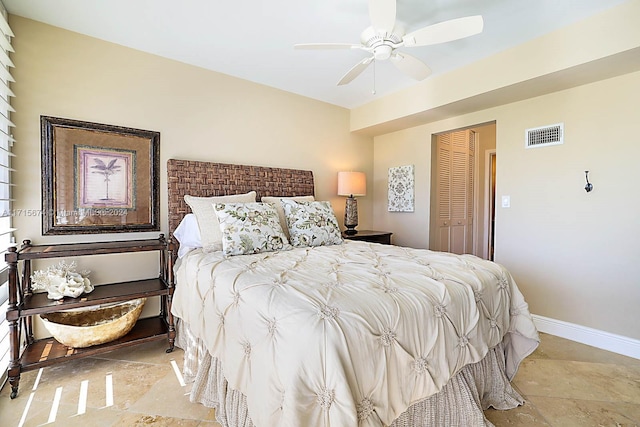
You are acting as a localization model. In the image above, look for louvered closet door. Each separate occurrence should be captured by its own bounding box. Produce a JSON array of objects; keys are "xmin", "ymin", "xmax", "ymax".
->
[{"xmin": 434, "ymin": 130, "xmax": 475, "ymax": 254}]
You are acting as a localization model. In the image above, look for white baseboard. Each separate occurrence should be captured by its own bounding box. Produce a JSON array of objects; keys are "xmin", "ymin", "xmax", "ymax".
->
[{"xmin": 532, "ymin": 314, "xmax": 640, "ymax": 360}]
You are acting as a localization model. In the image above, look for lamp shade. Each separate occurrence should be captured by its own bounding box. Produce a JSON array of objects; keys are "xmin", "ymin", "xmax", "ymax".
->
[{"xmin": 337, "ymin": 171, "xmax": 366, "ymax": 197}]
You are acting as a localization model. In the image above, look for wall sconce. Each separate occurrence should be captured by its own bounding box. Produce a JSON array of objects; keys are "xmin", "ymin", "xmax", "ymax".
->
[
  {"xmin": 584, "ymin": 170, "xmax": 593, "ymax": 193},
  {"xmin": 337, "ymin": 171, "xmax": 366, "ymax": 235}
]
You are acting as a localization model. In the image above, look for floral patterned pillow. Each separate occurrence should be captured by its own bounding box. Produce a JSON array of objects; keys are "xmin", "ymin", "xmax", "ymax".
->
[
  {"xmin": 281, "ymin": 200, "xmax": 343, "ymax": 247},
  {"xmin": 184, "ymin": 191, "xmax": 257, "ymax": 253},
  {"xmin": 213, "ymin": 202, "xmax": 291, "ymax": 256}
]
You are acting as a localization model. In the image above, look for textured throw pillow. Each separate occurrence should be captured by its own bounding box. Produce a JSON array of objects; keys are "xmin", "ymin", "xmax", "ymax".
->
[
  {"xmin": 184, "ymin": 191, "xmax": 257, "ymax": 253},
  {"xmin": 281, "ymin": 200, "xmax": 343, "ymax": 247},
  {"xmin": 213, "ymin": 202, "xmax": 291, "ymax": 256},
  {"xmin": 261, "ymin": 195, "xmax": 315, "ymax": 239}
]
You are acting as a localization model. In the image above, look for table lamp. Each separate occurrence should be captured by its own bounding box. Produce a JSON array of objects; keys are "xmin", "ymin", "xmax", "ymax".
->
[{"xmin": 337, "ymin": 171, "xmax": 366, "ymax": 235}]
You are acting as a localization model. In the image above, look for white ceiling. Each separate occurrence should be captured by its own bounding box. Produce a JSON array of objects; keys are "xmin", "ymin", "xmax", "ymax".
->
[{"xmin": 3, "ymin": 0, "xmax": 629, "ymax": 109}]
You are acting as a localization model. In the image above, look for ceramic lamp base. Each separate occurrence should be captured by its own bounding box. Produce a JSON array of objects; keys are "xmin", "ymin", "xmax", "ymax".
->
[{"xmin": 344, "ymin": 196, "xmax": 358, "ymax": 235}]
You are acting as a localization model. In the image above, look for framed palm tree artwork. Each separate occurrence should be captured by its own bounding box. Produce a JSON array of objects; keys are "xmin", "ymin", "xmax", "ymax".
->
[{"xmin": 41, "ymin": 116, "xmax": 160, "ymax": 234}]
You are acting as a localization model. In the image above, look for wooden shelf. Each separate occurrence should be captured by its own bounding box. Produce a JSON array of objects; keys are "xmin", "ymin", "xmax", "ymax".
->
[
  {"xmin": 21, "ymin": 278, "xmax": 168, "ymax": 316},
  {"xmin": 19, "ymin": 317, "xmax": 169, "ymax": 372},
  {"xmin": 6, "ymin": 235, "xmax": 175, "ymax": 399},
  {"xmin": 14, "ymin": 238, "xmax": 167, "ymax": 260}
]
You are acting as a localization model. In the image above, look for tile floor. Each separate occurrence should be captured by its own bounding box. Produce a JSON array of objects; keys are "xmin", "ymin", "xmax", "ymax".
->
[{"xmin": 0, "ymin": 332, "xmax": 639, "ymax": 426}]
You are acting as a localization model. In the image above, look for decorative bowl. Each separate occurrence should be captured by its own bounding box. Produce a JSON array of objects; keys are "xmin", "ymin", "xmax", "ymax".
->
[{"xmin": 39, "ymin": 298, "xmax": 146, "ymax": 348}]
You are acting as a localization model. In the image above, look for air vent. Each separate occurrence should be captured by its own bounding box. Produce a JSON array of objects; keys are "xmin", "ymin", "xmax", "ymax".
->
[{"xmin": 525, "ymin": 123, "xmax": 564, "ymax": 148}]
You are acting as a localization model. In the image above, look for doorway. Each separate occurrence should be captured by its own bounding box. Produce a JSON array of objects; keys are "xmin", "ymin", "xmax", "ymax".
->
[
  {"xmin": 486, "ymin": 150, "xmax": 496, "ymax": 261},
  {"xmin": 429, "ymin": 122, "xmax": 496, "ymax": 259},
  {"xmin": 430, "ymin": 129, "xmax": 476, "ymax": 255}
]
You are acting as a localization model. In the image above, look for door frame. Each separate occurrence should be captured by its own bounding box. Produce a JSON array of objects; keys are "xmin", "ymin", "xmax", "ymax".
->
[
  {"xmin": 429, "ymin": 122, "xmax": 496, "ymax": 258},
  {"xmin": 484, "ymin": 149, "xmax": 496, "ymax": 260}
]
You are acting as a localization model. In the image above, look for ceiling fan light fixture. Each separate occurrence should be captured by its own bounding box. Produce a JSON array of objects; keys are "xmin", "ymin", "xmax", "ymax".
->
[{"xmin": 373, "ymin": 44, "xmax": 393, "ymax": 60}]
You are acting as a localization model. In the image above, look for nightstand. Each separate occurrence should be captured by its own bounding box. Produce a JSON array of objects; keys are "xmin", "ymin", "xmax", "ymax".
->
[{"xmin": 342, "ymin": 230, "xmax": 392, "ymax": 245}]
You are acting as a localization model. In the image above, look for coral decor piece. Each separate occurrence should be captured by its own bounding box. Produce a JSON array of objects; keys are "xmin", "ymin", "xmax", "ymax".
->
[{"xmin": 31, "ymin": 260, "xmax": 93, "ymax": 300}]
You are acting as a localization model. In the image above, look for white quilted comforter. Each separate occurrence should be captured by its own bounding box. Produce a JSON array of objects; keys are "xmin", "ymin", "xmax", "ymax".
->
[{"xmin": 172, "ymin": 241, "xmax": 539, "ymax": 427}]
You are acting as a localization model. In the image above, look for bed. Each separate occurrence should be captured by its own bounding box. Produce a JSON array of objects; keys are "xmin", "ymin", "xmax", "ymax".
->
[{"xmin": 167, "ymin": 158, "xmax": 539, "ymax": 427}]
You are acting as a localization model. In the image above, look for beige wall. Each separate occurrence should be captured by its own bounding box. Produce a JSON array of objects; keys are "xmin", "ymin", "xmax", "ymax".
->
[
  {"xmin": 9, "ymin": 16, "xmax": 373, "ymax": 332},
  {"xmin": 495, "ymin": 73, "xmax": 640, "ymax": 340},
  {"xmin": 373, "ymin": 72, "xmax": 640, "ymax": 340},
  {"xmin": 373, "ymin": 125, "xmax": 431, "ymax": 248}
]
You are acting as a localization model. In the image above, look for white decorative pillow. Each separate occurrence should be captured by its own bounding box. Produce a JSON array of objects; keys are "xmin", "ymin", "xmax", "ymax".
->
[
  {"xmin": 261, "ymin": 195, "xmax": 315, "ymax": 239},
  {"xmin": 213, "ymin": 202, "xmax": 291, "ymax": 256},
  {"xmin": 184, "ymin": 191, "xmax": 257, "ymax": 253},
  {"xmin": 281, "ymin": 200, "xmax": 343, "ymax": 247},
  {"xmin": 173, "ymin": 213, "xmax": 202, "ymax": 258}
]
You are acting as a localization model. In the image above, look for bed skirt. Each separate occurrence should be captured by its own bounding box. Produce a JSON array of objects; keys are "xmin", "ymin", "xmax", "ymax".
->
[{"xmin": 176, "ymin": 320, "xmax": 524, "ymax": 427}]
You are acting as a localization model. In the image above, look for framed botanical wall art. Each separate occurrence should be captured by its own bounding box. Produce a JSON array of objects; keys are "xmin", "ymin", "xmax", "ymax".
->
[
  {"xmin": 388, "ymin": 165, "xmax": 415, "ymax": 212},
  {"xmin": 41, "ymin": 116, "xmax": 160, "ymax": 234}
]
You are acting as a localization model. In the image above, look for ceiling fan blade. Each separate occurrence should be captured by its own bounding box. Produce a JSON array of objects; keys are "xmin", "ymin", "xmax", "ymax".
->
[
  {"xmin": 390, "ymin": 52, "xmax": 431, "ymax": 81},
  {"xmin": 294, "ymin": 43, "xmax": 361, "ymax": 50},
  {"xmin": 403, "ymin": 15, "xmax": 483, "ymax": 47},
  {"xmin": 369, "ymin": 0, "xmax": 396, "ymax": 35},
  {"xmin": 337, "ymin": 57, "xmax": 374, "ymax": 86}
]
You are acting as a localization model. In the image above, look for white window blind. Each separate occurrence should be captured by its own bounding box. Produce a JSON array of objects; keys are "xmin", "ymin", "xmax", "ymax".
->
[{"xmin": 0, "ymin": 0, "xmax": 15, "ymax": 389}]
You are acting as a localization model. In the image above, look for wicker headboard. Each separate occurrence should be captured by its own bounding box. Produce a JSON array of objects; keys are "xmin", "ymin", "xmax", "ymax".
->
[{"xmin": 167, "ymin": 159, "xmax": 315, "ymax": 236}]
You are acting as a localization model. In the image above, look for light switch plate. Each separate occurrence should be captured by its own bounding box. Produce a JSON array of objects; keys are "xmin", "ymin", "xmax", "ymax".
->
[{"xmin": 501, "ymin": 195, "xmax": 511, "ymax": 208}]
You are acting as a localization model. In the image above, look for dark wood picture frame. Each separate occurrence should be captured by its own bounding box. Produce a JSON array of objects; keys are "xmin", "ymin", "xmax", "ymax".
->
[{"xmin": 41, "ymin": 116, "xmax": 160, "ymax": 235}]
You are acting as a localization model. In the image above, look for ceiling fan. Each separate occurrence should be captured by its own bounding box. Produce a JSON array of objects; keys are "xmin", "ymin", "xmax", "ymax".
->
[{"xmin": 294, "ymin": 0, "xmax": 484, "ymax": 85}]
